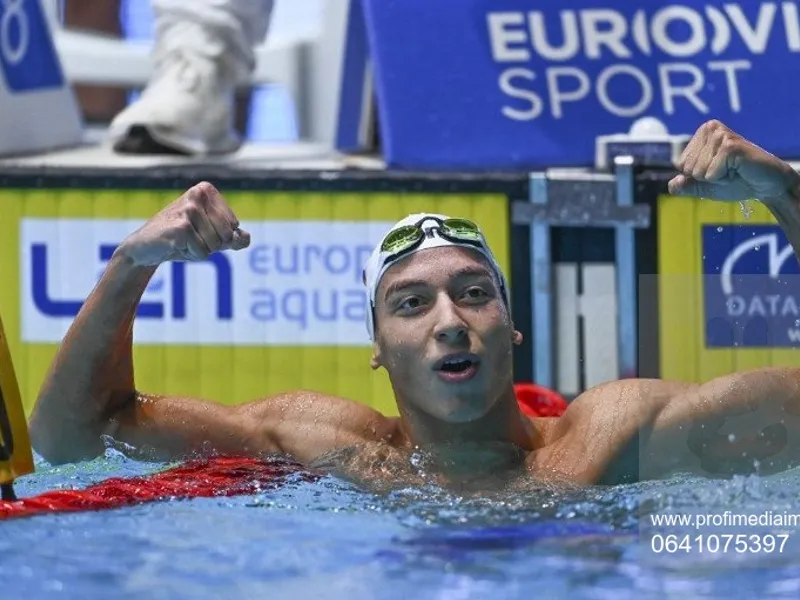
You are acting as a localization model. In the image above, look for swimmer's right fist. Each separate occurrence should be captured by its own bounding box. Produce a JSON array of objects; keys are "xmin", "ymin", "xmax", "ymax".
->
[{"xmin": 116, "ymin": 182, "xmax": 251, "ymax": 266}]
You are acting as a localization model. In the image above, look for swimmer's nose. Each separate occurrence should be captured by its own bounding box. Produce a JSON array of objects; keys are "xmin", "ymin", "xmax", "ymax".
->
[
  {"xmin": 433, "ymin": 301, "xmax": 469, "ymax": 344},
  {"xmin": 435, "ymin": 323, "xmax": 468, "ymax": 345}
]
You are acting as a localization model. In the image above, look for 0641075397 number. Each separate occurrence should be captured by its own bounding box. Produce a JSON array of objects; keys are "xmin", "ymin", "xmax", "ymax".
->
[{"xmin": 649, "ymin": 533, "xmax": 791, "ymax": 554}]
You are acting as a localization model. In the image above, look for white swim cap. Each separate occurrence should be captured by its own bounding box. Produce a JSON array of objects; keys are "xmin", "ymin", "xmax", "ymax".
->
[{"xmin": 362, "ymin": 213, "xmax": 510, "ymax": 340}]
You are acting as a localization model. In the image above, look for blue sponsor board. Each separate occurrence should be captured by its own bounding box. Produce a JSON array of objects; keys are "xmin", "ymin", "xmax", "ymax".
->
[
  {"xmin": 702, "ymin": 225, "xmax": 800, "ymax": 347},
  {"xmin": 0, "ymin": 0, "xmax": 64, "ymax": 92},
  {"xmin": 362, "ymin": 0, "xmax": 800, "ymax": 169}
]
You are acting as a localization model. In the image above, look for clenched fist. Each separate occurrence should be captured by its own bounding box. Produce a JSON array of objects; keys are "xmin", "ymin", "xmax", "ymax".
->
[
  {"xmin": 117, "ymin": 182, "xmax": 251, "ymax": 266},
  {"xmin": 668, "ymin": 120, "xmax": 800, "ymax": 206}
]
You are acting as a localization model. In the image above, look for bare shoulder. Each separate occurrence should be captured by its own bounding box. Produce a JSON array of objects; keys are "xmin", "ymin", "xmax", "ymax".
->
[
  {"xmin": 238, "ymin": 390, "xmax": 400, "ymax": 464},
  {"xmin": 529, "ymin": 378, "xmax": 700, "ymax": 483},
  {"xmin": 548, "ymin": 378, "xmax": 697, "ymax": 433}
]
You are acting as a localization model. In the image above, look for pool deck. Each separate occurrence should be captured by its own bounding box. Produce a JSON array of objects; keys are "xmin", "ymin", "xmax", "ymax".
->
[
  {"xmin": 0, "ymin": 139, "xmax": 385, "ymax": 175},
  {"xmin": 2, "ymin": 137, "xmax": 796, "ymax": 188},
  {"xmin": 0, "ymin": 139, "xmax": 542, "ymax": 199}
]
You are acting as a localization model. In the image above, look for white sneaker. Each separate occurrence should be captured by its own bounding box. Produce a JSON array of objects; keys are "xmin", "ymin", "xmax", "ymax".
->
[{"xmin": 110, "ymin": 34, "xmax": 242, "ymax": 155}]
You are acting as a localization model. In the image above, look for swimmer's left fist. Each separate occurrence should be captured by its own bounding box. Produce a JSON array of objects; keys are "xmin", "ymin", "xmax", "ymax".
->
[{"xmin": 668, "ymin": 119, "xmax": 800, "ymax": 206}]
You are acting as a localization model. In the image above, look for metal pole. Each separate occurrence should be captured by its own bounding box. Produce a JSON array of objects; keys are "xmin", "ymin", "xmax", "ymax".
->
[
  {"xmin": 613, "ymin": 155, "xmax": 638, "ymax": 379},
  {"xmin": 529, "ymin": 173, "xmax": 553, "ymax": 389}
]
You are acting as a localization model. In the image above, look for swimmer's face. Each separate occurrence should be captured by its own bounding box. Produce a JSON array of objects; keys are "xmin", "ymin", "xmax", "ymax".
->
[{"xmin": 371, "ymin": 246, "xmax": 522, "ymax": 422}]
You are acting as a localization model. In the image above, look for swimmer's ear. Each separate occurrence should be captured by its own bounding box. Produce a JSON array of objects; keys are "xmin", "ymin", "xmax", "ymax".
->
[
  {"xmin": 370, "ymin": 342, "xmax": 383, "ymax": 370},
  {"xmin": 511, "ymin": 327, "xmax": 523, "ymax": 345}
]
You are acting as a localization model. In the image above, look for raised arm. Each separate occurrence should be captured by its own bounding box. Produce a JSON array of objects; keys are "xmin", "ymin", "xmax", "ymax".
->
[
  {"xmin": 539, "ymin": 121, "xmax": 800, "ymax": 484},
  {"xmin": 28, "ymin": 182, "xmax": 256, "ymax": 464},
  {"xmin": 651, "ymin": 120, "xmax": 800, "ymax": 477},
  {"xmin": 29, "ymin": 182, "xmax": 395, "ymax": 466}
]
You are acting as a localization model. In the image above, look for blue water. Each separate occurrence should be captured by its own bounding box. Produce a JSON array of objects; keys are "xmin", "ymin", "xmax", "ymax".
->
[{"xmin": 3, "ymin": 451, "xmax": 800, "ymax": 600}]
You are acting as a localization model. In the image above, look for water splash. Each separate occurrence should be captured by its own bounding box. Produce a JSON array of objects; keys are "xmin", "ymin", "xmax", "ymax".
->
[{"xmin": 740, "ymin": 200, "xmax": 753, "ymax": 219}]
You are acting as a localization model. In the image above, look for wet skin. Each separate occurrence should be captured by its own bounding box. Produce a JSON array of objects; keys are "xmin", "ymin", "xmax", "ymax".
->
[{"xmin": 28, "ymin": 120, "xmax": 800, "ymax": 487}]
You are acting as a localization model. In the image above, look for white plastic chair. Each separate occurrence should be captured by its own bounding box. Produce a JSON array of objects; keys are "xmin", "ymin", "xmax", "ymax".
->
[{"xmin": 42, "ymin": 0, "xmax": 354, "ymax": 146}]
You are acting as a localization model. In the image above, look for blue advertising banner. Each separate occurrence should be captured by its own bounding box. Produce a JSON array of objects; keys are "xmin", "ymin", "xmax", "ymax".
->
[
  {"xmin": 702, "ymin": 225, "xmax": 800, "ymax": 347},
  {"xmin": 0, "ymin": 0, "xmax": 64, "ymax": 92},
  {"xmin": 362, "ymin": 0, "xmax": 800, "ymax": 169}
]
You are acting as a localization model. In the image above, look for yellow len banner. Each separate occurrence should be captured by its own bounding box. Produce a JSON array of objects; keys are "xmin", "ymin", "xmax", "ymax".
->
[
  {"xmin": 658, "ymin": 194, "xmax": 799, "ymax": 384},
  {"xmin": 0, "ymin": 187, "xmax": 510, "ymax": 419}
]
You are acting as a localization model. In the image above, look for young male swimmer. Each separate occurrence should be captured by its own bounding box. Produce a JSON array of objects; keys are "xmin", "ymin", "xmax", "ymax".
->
[{"xmin": 28, "ymin": 120, "xmax": 800, "ymax": 485}]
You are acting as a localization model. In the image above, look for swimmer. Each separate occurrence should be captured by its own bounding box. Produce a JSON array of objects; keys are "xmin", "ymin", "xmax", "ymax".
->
[{"xmin": 27, "ymin": 120, "xmax": 800, "ymax": 486}]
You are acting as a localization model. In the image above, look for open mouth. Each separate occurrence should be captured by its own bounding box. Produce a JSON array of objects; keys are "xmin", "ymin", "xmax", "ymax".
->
[
  {"xmin": 434, "ymin": 354, "xmax": 480, "ymax": 380},
  {"xmin": 439, "ymin": 358, "xmax": 474, "ymax": 373}
]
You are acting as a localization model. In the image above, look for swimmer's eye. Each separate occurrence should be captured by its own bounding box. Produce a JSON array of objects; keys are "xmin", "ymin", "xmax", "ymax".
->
[
  {"xmin": 396, "ymin": 296, "xmax": 426, "ymax": 313},
  {"xmin": 461, "ymin": 287, "xmax": 491, "ymax": 303}
]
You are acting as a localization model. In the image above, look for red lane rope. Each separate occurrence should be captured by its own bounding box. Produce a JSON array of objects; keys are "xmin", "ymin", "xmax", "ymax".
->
[
  {"xmin": 0, "ymin": 385, "xmax": 567, "ymax": 520},
  {"xmin": 0, "ymin": 456, "xmax": 310, "ymax": 520}
]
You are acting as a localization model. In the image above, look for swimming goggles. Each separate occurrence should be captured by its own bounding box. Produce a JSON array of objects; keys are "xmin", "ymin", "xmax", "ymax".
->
[{"xmin": 379, "ymin": 216, "xmax": 486, "ymax": 266}]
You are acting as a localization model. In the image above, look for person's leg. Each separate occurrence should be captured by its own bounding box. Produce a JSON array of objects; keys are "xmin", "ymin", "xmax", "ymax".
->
[
  {"xmin": 64, "ymin": 0, "xmax": 127, "ymax": 124},
  {"xmin": 111, "ymin": 0, "xmax": 274, "ymax": 155}
]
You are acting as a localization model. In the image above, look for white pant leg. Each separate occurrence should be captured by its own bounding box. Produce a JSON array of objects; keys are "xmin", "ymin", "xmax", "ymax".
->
[
  {"xmin": 109, "ymin": 0, "xmax": 275, "ymax": 154},
  {"xmin": 152, "ymin": 0, "xmax": 275, "ymax": 83}
]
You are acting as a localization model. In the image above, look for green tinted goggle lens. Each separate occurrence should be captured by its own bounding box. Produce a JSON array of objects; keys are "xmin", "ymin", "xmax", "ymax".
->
[
  {"xmin": 381, "ymin": 225, "xmax": 422, "ymax": 253},
  {"xmin": 380, "ymin": 219, "xmax": 480, "ymax": 254},
  {"xmin": 442, "ymin": 219, "xmax": 481, "ymax": 240}
]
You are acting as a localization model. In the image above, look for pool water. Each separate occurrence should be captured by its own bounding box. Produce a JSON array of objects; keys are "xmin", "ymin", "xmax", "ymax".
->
[{"xmin": 3, "ymin": 450, "xmax": 800, "ymax": 600}]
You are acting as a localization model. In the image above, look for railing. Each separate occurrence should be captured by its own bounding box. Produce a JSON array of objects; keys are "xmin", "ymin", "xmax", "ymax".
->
[{"xmin": 512, "ymin": 157, "xmax": 652, "ymax": 391}]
